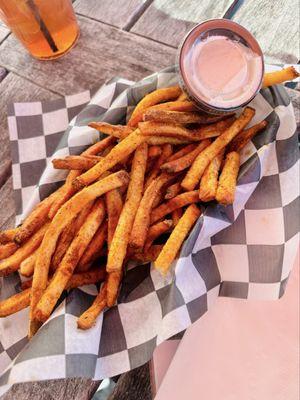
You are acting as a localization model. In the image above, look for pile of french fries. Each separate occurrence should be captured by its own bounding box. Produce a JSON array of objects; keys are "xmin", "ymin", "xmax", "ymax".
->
[{"xmin": 0, "ymin": 67, "xmax": 298, "ymax": 335}]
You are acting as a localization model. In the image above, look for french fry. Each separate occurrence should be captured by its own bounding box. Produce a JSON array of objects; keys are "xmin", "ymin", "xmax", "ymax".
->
[
  {"xmin": 51, "ymin": 201, "xmax": 96, "ymax": 271},
  {"xmin": 151, "ymin": 191, "xmax": 199, "ymax": 224},
  {"xmin": 0, "ymin": 228, "xmax": 18, "ymax": 244},
  {"xmin": 193, "ymin": 117, "xmax": 236, "ymax": 140},
  {"xmin": 177, "ymin": 91, "xmax": 188, "ymax": 101},
  {"xmin": 166, "ymin": 144, "xmax": 198, "ymax": 162},
  {"xmin": 130, "ymin": 244, "xmax": 163, "ymax": 263},
  {"xmin": 149, "ymin": 100, "xmax": 197, "ymax": 112},
  {"xmin": 129, "ymin": 173, "xmax": 171, "ymax": 249},
  {"xmin": 148, "ymin": 145, "xmax": 162, "ymax": 159},
  {"xmin": 34, "ymin": 198, "xmax": 107, "ymax": 323},
  {"xmin": 128, "ymin": 86, "xmax": 182, "ymax": 127},
  {"xmin": 77, "ymin": 222, "xmax": 107, "ymax": 271},
  {"xmin": 161, "ymin": 140, "xmax": 211, "ymax": 174},
  {"xmin": 144, "ymin": 144, "xmax": 172, "ymax": 189},
  {"xmin": 0, "ymin": 242, "xmax": 19, "ymax": 260},
  {"xmin": 143, "ymin": 109, "xmax": 227, "ymax": 125},
  {"xmin": 0, "ymin": 289, "xmax": 30, "ymax": 318},
  {"xmin": 52, "ymin": 155, "xmax": 102, "ymax": 171},
  {"xmin": 67, "ymin": 268, "xmax": 106, "ymax": 289},
  {"xmin": 106, "ymin": 143, "xmax": 148, "ymax": 273},
  {"xmin": 145, "ymin": 136, "xmax": 191, "ymax": 145},
  {"xmin": 73, "ymin": 130, "xmax": 145, "ymax": 189},
  {"xmin": 105, "ymin": 189, "xmax": 123, "ymax": 249},
  {"xmin": 144, "ymin": 219, "xmax": 173, "ymax": 251},
  {"xmin": 89, "ymin": 122, "xmax": 134, "ymax": 139},
  {"xmin": 0, "ymin": 223, "xmax": 49, "ymax": 277},
  {"xmin": 29, "ymin": 171, "xmax": 129, "ymax": 335},
  {"xmin": 165, "ymin": 182, "xmax": 182, "ymax": 199},
  {"xmin": 181, "ymin": 107, "xmax": 255, "ymax": 191},
  {"xmin": 199, "ymin": 150, "xmax": 224, "ymax": 202},
  {"xmin": 155, "ymin": 204, "xmax": 201, "ymax": 275},
  {"xmin": 77, "ymin": 283, "xmax": 107, "ymax": 329},
  {"xmin": 216, "ymin": 151, "xmax": 240, "ymax": 205},
  {"xmin": 263, "ymin": 66, "xmax": 299, "ymax": 88},
  {"xmin": 106, "ymin": 271, "xmax": 122, "ymax": 307},
  {"xmin": 227, "ymin": 120, "xmax": 268, "ymax": 153},
  {"xmin": 171, "ymin": 208, "xmax": 183, "ymax": 225},
  {"xmin": 20, "ymin": 251, "xmax": 37, "ymax": 277}
]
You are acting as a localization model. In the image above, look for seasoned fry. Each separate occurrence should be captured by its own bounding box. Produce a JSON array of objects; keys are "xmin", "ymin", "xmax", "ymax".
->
[
  {"xmin": 89, "ymin": 122, "xmax": 134, "ymax": 139},
  {"xmin": 143, "ymin": 109, "xmax": 227, "ymax": 124},
  {"xmin": 0, "ymin": 228, "xmax": 18, "ymax": 244},
  {"xmin": 263, "ymin": 66, "xmax": 299, "ymax": 88},
  {"xmin": 52, "ymin": 155, "xmax": 102, "ymax": 171},
  {"xmin": 20, "ymin": 251, "xmax": 37, "ymax": 277},
  {"xmin": 106, "ymin": 271, "xmax": 122, "ymax": 307},
  {"xmin": 161, "ymin": 140, "xmax": 211, "ymax": 174},
  {"xmin": 149, "ymin": 100, "xmax": 197, "ymax": 112},
  {"xmin": 165, "ymin": 181, "xmax": 182, "ymax": 199},
  {"xmin": 216, "ymin": 151, "xmax": 240, "ymax": 205},
  {"xmin": 34, "ymin": 198, "xmax": 107, "ymax": 323},
  {"xmin": 193, "ymin": 117, "xmax": 236, "ymax": 139},
  {"xmin": 177, "ymin": 91, "xmax": 188, "ymax": 101},
  {"xmin": 144, "ymin": 144, "xmax": 172, "ymax": 189},
  {"xmin": 0, "ymin": 242, "xmax": 19, "ymax": 259},
  {"xmin": 73, "ymin": 130, "xmax": 145, "ymax": 189},
  {"xmin": 77, "ymin": 283, "xmax": 107, "ymax": 329},
  {"xmin": 0, "ymin": 289, "xmax": 30, "ymax": 318},
  {"xmin": 77, "ymin": 222, "xmax": 107, "ymax": 271},
  {"xmin": 155, "ymin": 204, "xmax": 201, "ymax": 275},
  {"xmin": 199, "ymin": 150, "xmax": 224, "ymax": 202},
  {"xmin": 106, "ymin": 143, "xmax": 148, "ymax": 273},
  {"xmin": 130, "ymin": 244, "xmax": 163, "ymax": 263},
  {"xmin": 171, "ymin": 208, "xmax": 183, "ymax": 225},
  {"xmin": 166, "ymin": 144, "xmax": 197, "ymax": 162},
  {"xmin": 129, "ymin": 174, "xmax": 171, "ymax": 249},
  {"xmin": 128, "ymin": 86, "xmax": 182, "ymax": 127},
  {"xmin": 105, "ymin": 189, "xmax": 123, "ymax": 249},
  {"xmin": 146, "ymin": 136, "xmax": 191, "ymax": 145},
  {"xmin": 144, "ymin": 219, "xmax": 173, "ymax": 251},
  {"xmin": 148, "ymin": 145, "xmax": 162, "ymax": 159},
  {"xmin": 0, "ymin": 223, "xmax": 49, "ymax": 277},
  {"xmin": 181, "ymin": 107, "xmax": 255, "ymax": 191},
  {"xmin": 51, "ymin": 201, "xmax": 96, "ymax": 271},
  {"xmin": 151, "ymin": 191, "xmax": 199, "ymax": 224},
  {"xmin": 67, "ymin": 268, "xmax": 106, "ymax": 289},
  {"xmin": 227, "ymin": 120, "xmax": 268, "ymax": 153}
]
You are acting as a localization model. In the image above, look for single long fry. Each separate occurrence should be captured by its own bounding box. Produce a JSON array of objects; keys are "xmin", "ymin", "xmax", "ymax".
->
[
  {"xmin": 67, "ymin": 268, "xmax": 106, "ymax": 289},
  {"xmin": 128, "ymin": 86, "xmax": 182, "ymax": 127},
  {"xmin": 129, "ymin": 174, "xmax": 170, "ymax": 249},
  {"xmin": 0, "ymin": 228, "xmax": 18, "ymax": 244},
  {"xmin": 20, "ymin": 251, "xmax": 37, "ymax": 277},
  {"xmin": 161, "ymin": 140, "xmax": 211, "ymax": 174},
  {"xmin": 89, "ymin": 122, "xmax": 133, "ymax": 139},
  {"xmin": 29, "ymin": 171, "xmax": 129, "ymax": 335},
  {"xmin": 106, "ymin": 271, "xmax": 122, "ymax": 307},
  {"xmin": 227, "ymin": 120, "xmax": 268, "ymax": 153},
  {"xmin": 130, "ymin": 244, "xmax": 163, "ymax": 263},
  {"xmin": 77, "ymin": 222, "xmax": 107, "ymax": 271},
  {"xmin": 149, "ymin": 100, "xmax": 197, "ymax": 112},
  {"xmin": 144, "ymin": 144, "xmax": 172, "ymax": 189},
  {"xmin": 77, "ymin": 283, "xmax": 107, "ymax": 329},
  {"xmin": 0, "ymin": 223, "xmax": 49, "ymax": 277},
  {"xmin": 155, "ymin": 204, "xmax": 201, "ymax": 275},
  {"xmin": 181, "ymin": 107, "xmax": 255, "ymax": 191},
  {"xmin": 52, "ymin": 155, "xmax": 101, "ymax": 171},
  {"xmin": 105, "ymin": 189, "xmax": 123, "ymax": 249},
  {"xmin": 166, "ymin": 144, "xmax": 197, "ymax": 162},
  {"xmin": 263, "ymin": 66, "xmax": 299, "ymax": 88},
  {"xmin": 34, "ymin": 198, "xmax": 107, "ymax": 323},
  {"xmin": 0, "ymin": 289, "xmax": 30, "ymax": 318},
  {"xmin": 216, "ymin": 152, "xmax": 240, "ymax": 205},
  {"xmin": 148, "ymin": 145, "xmax": 162, "ymax": 159},
  {"xmin": 0, "ymin": 242, "xmax": 19, "ymax": 260},
  {"xmin": 199, "ymin": 150, "xmax": 224, "ymax": 202},
  {"xmin": 144, "ymin": 219, "xmax": 173, "ymax": 251},
  {"xmin": 165, "ymin": 181, "xmax": 182, "ymax": 199},
  {"xmin": 145, "ymin": 136, "xmax": 191, "ymax": 145},
  {"xmin": 106, "ymin": 143, "xmax": 148, "ymax": 273},
  {"xmin": 172, "ymin": 208, "xmax": 183, "ymax": 225},
  {"xmin": 74, "ymin": 130, "xmax": 145, "ymax": 189},
  {"xmin": 151, "ymin": 191, "xmax": 199, "ymax": 224},
  {"xmin": 143, "ymin": 109, "xmax": 226, "ymax": 124}
]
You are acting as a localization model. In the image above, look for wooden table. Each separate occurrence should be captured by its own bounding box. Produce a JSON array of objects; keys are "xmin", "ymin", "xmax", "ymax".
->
[{"xmin": 0, "ymin": 1, "xmax": 298, "ymax": 399}]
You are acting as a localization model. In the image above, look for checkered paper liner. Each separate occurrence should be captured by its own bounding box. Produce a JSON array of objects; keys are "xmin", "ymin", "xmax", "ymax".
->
[{"xmin": 0, "ymin": 66, "xmax": 299, "ymax": 394}]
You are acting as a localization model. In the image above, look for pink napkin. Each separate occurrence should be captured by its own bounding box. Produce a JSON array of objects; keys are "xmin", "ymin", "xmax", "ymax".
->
[{"xmin": 153, "ymin": 251, "xmax": 299, "ymax": 399}]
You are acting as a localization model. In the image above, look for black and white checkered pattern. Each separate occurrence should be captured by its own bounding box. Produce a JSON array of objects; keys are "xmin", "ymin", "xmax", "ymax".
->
[{"xmin": 0, "ymin": 66, "xmax": 299, "ymax": 394}]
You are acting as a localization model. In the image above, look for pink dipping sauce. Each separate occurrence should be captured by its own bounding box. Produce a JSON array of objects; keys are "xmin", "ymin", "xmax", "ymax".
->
[{"xmin": 179, "ymin": 20, "xmax": 264, "ymax": 114}]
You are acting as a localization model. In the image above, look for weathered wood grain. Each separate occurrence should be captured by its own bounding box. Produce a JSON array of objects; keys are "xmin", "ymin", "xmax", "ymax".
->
[
  {"xmin": 0, "ymin": 15, "xmax": 175, "ymax": 95},
  {"xmin": 131, "ymin": 0, "xmax": 234, "ymax": 47},
  {"xmin": 231, "ymin": 0, "xmax": 299, "ymax": 64},
  {"xmin": 0, "ymin": 21, "xmax": 9, "ymax": 43},
  {"xmin": 0, "ymin": 177, "xmax": 15, "ymax": 230},
  {"xmin": 74, "ymin": 0, "xmax": 149, "ymax": 29}
]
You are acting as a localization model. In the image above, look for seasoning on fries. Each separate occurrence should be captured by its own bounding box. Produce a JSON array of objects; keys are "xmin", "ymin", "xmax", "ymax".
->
[{"xmin": 216, "ymin": 152, "xmax": 240, "ymax": 205}]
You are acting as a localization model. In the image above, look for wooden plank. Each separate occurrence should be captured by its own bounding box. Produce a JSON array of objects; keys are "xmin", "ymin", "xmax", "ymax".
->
[
  {"xmin": 0, "ymin": 15, "xmax": 175, "ymax": 96},
  {"xmin": 231, "ymin": 0, "xmax": 299, "ymax": 64},
  {"xmin": 0, "ymin": 21, "xmax": 10, "ymax": 43},
  {"xmin": 0, "ymin": 177, "xmax": 15, "ymax": 230},
  {"xmin": 74, "ymin": 0, "xmax": 150, "ymax": 29},
  {"xmin": 131, "ymin": 0, "xmax": 234, "ymax": 47}
]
